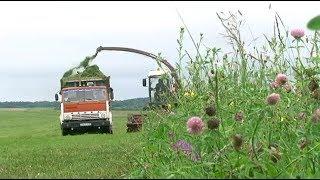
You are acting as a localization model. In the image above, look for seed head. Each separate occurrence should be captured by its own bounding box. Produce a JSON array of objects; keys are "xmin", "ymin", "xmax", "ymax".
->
[
  {"xmin": 297, "ymin": 112, "xmax": 307, "ymax": 121},
  {"xmin": 309, "ymin": 79, "xmax": 319, "ymax": 92},
  {"xmin": 266, "ymin": 93, "xmax": 280, "ymax": 105},
  {"xmin": 311, "ymin": 108, "xmax": 320, "ymax": 123},
  {"xmin": 234, "ymin": 111, "xmax": 244, "ymax": 123},
  {"xmin": 269, "ymin": 146, "xmax": 281, "ymax": 163},
  {"xmin": 205, "ymin": 105, "xmax": 216, "ymax": 116},
  {"xmin": 312, "ymin": 89, "xmax": 320, "ymax": 100},
  {"xmin": 207, "ymin": 118, "xmax": 220, "ymax": 130},
  {"xmin": 275, "ymin": 73, "xmax": 288, "ymax": 85},
  {"xmin": 232, "ymin": 134, "xmax": 243, "ymax": 151},
  {"xmin": 299, "ymin": 138, "xmax": 310, "ymax": 150},
  {"xmin": 248, "ymin": 142, "xmax": 263, "ymax": 158},
  {"xmin": 270, "ymin": 81, "xmax": 280, "ymax": 89},
  {"xmin": 283, "ymin": 82, "xmax": 292, "ymax": 93}
]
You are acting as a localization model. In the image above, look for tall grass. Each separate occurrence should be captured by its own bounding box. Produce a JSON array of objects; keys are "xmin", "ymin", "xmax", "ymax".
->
[{"xmin": 129, "ymin": 9, "xmax": 320, "ymax": 179}]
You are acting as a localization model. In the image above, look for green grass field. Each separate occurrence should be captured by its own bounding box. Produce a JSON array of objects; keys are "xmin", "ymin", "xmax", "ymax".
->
[{"xmin": 0, "ymin": 108, "xmax": 142, "ymax": 178}]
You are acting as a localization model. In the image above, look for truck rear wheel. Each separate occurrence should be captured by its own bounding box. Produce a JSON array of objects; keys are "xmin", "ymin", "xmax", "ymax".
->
[{"xmin": 100, "ymin": 126, "xmax": 108, "ymax": 134}]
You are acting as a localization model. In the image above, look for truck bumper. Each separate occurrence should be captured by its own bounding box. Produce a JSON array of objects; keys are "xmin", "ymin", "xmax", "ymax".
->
[{"xmin": 61, "ymin": 119, "xmax": 110, "ymax": 130}]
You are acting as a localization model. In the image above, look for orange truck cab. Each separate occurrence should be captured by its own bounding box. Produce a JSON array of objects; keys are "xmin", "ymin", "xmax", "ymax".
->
[{"xmin": 55, "ymin": 76, "xmax": 114, "ymax": 136}]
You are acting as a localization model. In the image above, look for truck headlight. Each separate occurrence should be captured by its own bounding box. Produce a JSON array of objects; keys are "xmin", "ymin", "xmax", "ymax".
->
[
  {"xmin": 64, "ymin": 114, "xmax": 72, "ymax": 120},
  {"xmin": 99, "ymin": 112, "xmax": 107, "ymax": 118}
]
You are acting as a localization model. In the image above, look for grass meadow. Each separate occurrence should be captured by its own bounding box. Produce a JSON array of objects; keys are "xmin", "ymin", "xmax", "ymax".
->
[{"xmin": 0, "ymin": 108, "xmax": 142, "ymax": 178}]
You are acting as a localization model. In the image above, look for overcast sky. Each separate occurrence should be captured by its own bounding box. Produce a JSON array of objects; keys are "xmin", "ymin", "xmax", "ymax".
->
[{"xmin": 0, "ymin": 1, "xmax": 319, "ymax": 101}]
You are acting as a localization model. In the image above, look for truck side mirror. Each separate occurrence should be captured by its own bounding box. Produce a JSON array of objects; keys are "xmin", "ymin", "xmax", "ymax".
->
[
  {"xmin": 110, "ymin": 87, "xmax": 114, "ymax": 100},
  {"xmin": 142, "ymin": 78, "xmax": 147, "ymax": 87},
  {"xmin": 55, "ymin": 94, "xmax": 59, "ymax": 101}
]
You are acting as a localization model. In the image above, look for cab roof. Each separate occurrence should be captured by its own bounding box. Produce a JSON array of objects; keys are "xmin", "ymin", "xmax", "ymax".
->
[
  {"xmin": 148, "ymin": 68, "xmax": 170, "ymax": 77},
  {"xmin": 62, "ymin": 86, "xmax": 107, "ymax": 91}
]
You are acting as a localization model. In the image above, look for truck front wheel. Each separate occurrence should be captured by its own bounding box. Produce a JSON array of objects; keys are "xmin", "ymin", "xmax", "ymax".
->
[
  {"xmin": 108, "ymin": 125, "xmax": 113, "ymax": 134},
  {"xmin": 101, "ymin": 126, "xmax": 112, "ymax": 134},
  {"xmin": 61, "ymin": 128, "xmax": 68, "ymax": 136}
]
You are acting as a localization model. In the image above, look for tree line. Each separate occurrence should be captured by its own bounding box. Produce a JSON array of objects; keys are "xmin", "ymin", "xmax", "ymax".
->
[{"xmin": 0, "ymin": 98, "xmax": 149, "ymax": 110}]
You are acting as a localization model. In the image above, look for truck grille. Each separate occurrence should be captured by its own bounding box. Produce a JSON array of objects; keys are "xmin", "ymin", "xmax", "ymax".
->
[{"xmin": 72, "ymin": 113, "xmax": 99, "ymax": 120}]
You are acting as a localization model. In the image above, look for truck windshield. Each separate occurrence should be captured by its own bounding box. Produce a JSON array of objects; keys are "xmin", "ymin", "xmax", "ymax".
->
[{"xmin": 62, "ymin": 88, "xmax": 107, "ymax": 102}]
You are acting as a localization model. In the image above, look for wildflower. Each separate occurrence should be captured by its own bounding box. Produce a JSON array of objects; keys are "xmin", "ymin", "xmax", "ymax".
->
[
  {"xmin": 187, "ymin": 116, "xmax": 205, "ymax": 134},
  {"xmin": 232, "ymin": 134, "xmax": 243, "ymax": 151},
  {"xmin": 208, "ymin": 70, "xmax": 214, "ymax": 78},
  {"xmin": 191, "ymin": 152, "xmax": 201, "ymax": 162},
  {"xmin": 275, "ymin": 73, "xmax": 288, "ymax": 85},
  {"xmin": 311, "ymin": 108, "xmax": 320, "ymax": 123},
  {"xmin": 314, "ymin": 108, "xmax": 320, "ymax": 116},
  {"xmin": 167, "ymin": 104, "xmax": 172, "ymax": 110},
  {"xmin": 266, "ymin": 93, "xmax": 280, "ymax": 105},
  {"xmin": 312, "ymin": 89, "xmax": 320, "ymax": 100},
  {"xmin": 270, "ymin": 81, "xmax": 280, "ymax": 89},
  {"xmin": 269, "ymin": 146, "xmax": 281, "ymax": 163},
  {"xmin": 205, "ymin": 105, "xmax": 216, "ymax": 116},
  {"xmin": 299, "ymin": 137, "xmax": 309, "ymax": 150},
  {"xmin": 229, "ymin": 101, "xmax": 234, "ymax": 107},
  {"xmin": 309, "ymin": 79, "xmax": 319, "ymax": 92},
  {"xmin": 168, "ymin": 131, "xmax": 175, "ymax": 141},
  {"xmin": 297, "ymin": 112, "xmax": 307, "ymax": 121},
  {"xmin": 235, "ymin": 111, "xmax": 244, "ymax": 123},
  {"xmin": 283, "ymin": 82, "xmax": 292, "ymax": 93},
  {"xmin": 248, "ymin": 142, "xmax": 264, "ymax": 159},
  {"xmin": 184, "ymin": 91, "xmax": 195, "ymax": 97},
  {"xmin": 143, "ymin": 163, "xmax": 150, "ymax": 170},
  {"xmin": 207, "ymin": 118, "xmax": 220, "ymax": 130},
  {"xmin": 248, "ymin": 142, "xmax": 263, "ymax": 157},
  {"xmin": 291, "ymin": 28, "xmax": 305, "ymax": 39},
  {"xmin": 171, "ymin": 140, "xmax": 193, "ymax": 156},
  {"xmin": 171, "ymin": 140, "xmax": 201, "ymax": 162},
  {"xmin": 268, "ymin": 142, "xmax": 279, "ymax": 149}
]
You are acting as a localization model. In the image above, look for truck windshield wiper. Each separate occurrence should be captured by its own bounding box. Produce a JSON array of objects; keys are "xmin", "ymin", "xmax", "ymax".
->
[{"xmin": 85, "ymin": 98, "xmax": 99, "ymax": 101}]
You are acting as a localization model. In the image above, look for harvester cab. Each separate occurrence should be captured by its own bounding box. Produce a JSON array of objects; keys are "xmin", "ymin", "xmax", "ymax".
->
[
  {"xmin": 142, "ymin": 68, "xmax": 174, "ymax": 107},
  {"xmin": 127, "ymin": 68, "xmax": 174, "ymax": 133}
]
